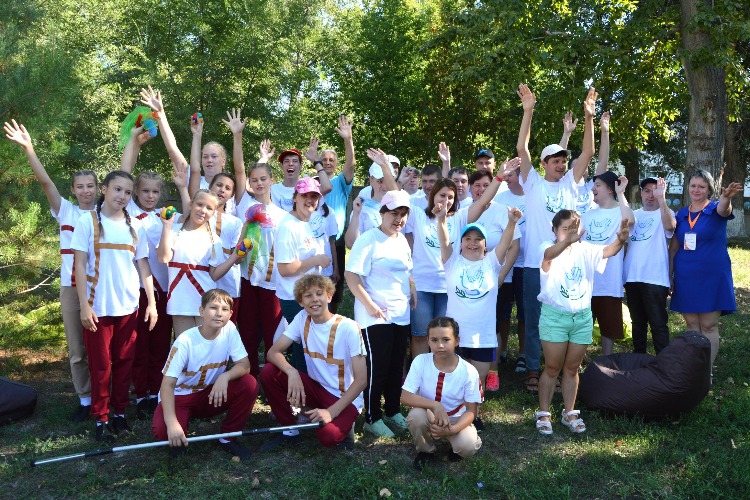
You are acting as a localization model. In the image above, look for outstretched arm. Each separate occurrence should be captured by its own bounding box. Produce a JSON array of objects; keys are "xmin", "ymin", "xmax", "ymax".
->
[
  {"xmin": 305, "ymin": 136, "xmax": 332, "ymax": 195},
  {"xmin": 367, "ymin": 148, "xmax": 399, "ymax": 192},
  {"xmin": 495, "ymin": 207, "xmax": 522, "ymax": 264},
  {"xmin": 120, "ymin": 125, "xmax": 155, "ymax": 173},
  {"xmin": 603, "ymin": 219, "xmax": 629, "ymax": 258},
  {"xmin": 654, "ymin": 178, "xmax": 676, "ymax": 231},
  {"xmin": 718, "ymin": 182, "xmax": 742, "ymax": 217},
  {"xmin": 434, "ymin": 203, "xmax": 452, "ymax": 264},
  {"xmin": 438, "ymin": 142, "xmax": 451, "ymax": 177},
  {"xmin": 188, "ymin": 113, "xmax": 204, "ymax": 198},
  {"xmin": 570, "ymin": 87, "xmax": 598, "ymax": 183},
  {"xmin": 516, "ymin": 84, "xmax": 536, "ymax": 182},
  {"xmin": 614, "ymin": 176, "xmax": 636, "ymax": 227},
  {"xmin": 140, "ymin": 86, "xmax": 190, "ymax": 176},
  {"xmin": 4, "ymin": 120, "xmax": 62, "ymax": 214},
  {"xmin": 595, "ymin": 111, "xmax": 610, "ymax": 176},
  {"xmin": 559, "ymin": 112, "xmax": 578, "ymax": 150},
  {"xmin": 336, "ymin": 115, "xmax": 355, "ymax": 184},
  {"xmin": 222, "ymin": 108, "xmax": 248, "ymax": 205}
]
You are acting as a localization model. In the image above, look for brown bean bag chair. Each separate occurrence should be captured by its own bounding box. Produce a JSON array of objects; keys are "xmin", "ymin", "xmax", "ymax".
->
[{"xmin": 578, "ymin": 331, "xmax": 711, "ymax": 420}]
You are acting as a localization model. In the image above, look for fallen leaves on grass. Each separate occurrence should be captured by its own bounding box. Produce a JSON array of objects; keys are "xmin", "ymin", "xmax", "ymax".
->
[
  {"xmin": 379, "ymin": 487, "xmax": 391, "ymax": 497},
  {"xmin": 378, "ymin": 460, "xmax": 387, "ymax": 465}
]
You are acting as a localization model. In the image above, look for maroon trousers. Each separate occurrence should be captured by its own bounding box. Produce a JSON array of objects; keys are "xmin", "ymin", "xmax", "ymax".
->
[
  {"xmin": 238, "ymin": 279, "xmax": 282, "ymax": 377},
  {"xmin": 83, "ymin": 311, "xmax": 139, "ymax": 421},
  {"xmin": 132, "ymin": 288, "xmax": 172, "ymax": 398},
  {"xmin": 259, "ymin": 363, "xmax": 359, "ymax": 447},
  {"xmin": 152, "ymin": 374, "xmax": 258, "ymax": 440}
]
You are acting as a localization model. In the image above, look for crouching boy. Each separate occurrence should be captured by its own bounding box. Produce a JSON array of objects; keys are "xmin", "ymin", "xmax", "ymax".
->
[
  {"xmin": 260, "ymin": 275, "xmax": 367, "ymax": 449},
  {"xmin": 152, "ymin": 289, "xmax": 258, "ymax": 459}
]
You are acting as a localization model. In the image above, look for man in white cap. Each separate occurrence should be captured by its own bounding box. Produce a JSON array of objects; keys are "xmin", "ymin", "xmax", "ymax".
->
[{"xmin": 515, "ymin": 84, "xmax": 598, "ymax": 393}]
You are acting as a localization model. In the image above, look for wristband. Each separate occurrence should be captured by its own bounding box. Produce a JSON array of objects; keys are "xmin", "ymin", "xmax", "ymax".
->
[
  {"xmin": 495, "ymin": 175, "xmax": 504, "ymax": 183},
  {"xmin": 313, "ymin": 160, "xmax": 323, "ymax": 169}
]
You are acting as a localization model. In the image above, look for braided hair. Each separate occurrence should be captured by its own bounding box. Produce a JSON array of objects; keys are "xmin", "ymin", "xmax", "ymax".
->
[{"xmin": 96, "ymin": 170, "xmax": 137, "ymax": 242}]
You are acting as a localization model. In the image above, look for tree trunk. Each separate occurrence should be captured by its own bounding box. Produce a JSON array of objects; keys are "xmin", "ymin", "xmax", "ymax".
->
[
  {"xmin": 619, "ymin": 147, "xmax": 640, "ymax": 206},
  {"xmin": 679, "ymin": 0, "xmax": 728, "ymax": 205},
  {"xmin": 724, "ymin": 119, "xmax": 746, "ymax": 237}
]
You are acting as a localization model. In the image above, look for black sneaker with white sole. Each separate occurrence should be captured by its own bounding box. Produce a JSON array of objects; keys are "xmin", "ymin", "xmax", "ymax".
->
[
  {"xmin": 95, "ymin": 420, "xmax": 116, "ymax": 442},
  {"xmin": 111, "ymin": 415, "xmax": 132, "ymax": 436},
  {"xmin": 219, "ymin": 440, "xmax": 252, "ymax": 460},
  {"xmin": 136, "ymin": 399, "xmax": 150, "ymax": 420}
]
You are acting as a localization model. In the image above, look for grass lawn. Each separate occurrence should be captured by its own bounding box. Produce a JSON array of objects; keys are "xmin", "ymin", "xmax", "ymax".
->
[{"xmin": 1, "ymin": 241, "xmax": 749, "ymax": 498}]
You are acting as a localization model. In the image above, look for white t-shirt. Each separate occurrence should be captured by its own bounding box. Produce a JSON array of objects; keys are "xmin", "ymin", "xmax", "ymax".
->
[
  {"xmin": 211, "ymin": 211, "xmax": 243, "ymax": 297},
  {"xmin": 127, "ymin": 200, "xmax": 170, "ymax": 293},
  {"xmin": 537, "ymin": 240, "xmax": 607, "ymax": 312},
  {"xmin": 520, "ymin": 169, "xmax": 578, "ymax": 269},
  {"xmin": 458, "ymin": 201, "xmax": 521, "ymax": 284},
  {"xmin": 576, "ymin": 179, "xmax": 596, "ymax": 214},
  {"xmin": 52, "ymin": 198, "xmax": 91, "ymax": 287},
  {"xmin": 346, "ymin": 228, "xmax": 413, "ymax": 329},
  {"xmin": 404, "ymin": 208, "xmax": 468, "ymax": 293},
  {"xmin": 69, "ymin": 211, "xmax": 148, "ymax": 317},
  {"xmin": 235, "ymin": 194, "xmax": 289, "ymax": 290},
  {"xmin": 161, "ymin": 321, "xmax": 247, "ymax": 397},
  {"xmin": 495, "ymin": 190, "xmax": 527, "ymax": 268},
  {"xmin": 310, "ymin": 207, "xmax": 339, "ymax": 276},
  {"xmin": 270, "ymin": 183, "xmax": 296, "ymax": 213},
  {"xmin": 581, "ymin": 206, "xmax": 628, "ymax": 297},
  {"xmin": 410, "ymin": 190, "xmax": 428, "ymax": 211},
  {"xmin": 402, "ymin": 353, "xmax": 483, "ymax": 418},
  {"xmin": 161, "ymin": 223, "xmax": 223, "ymax": 316},
  {"xmin": 445, "ymin": 251, "xmax": 503, "ymax": 348},
  {"xmin": 273, "ymin": 213, "xmax": 324, "ymax": 301},
  {"xmin": 624, "ymin": 208, "xmax": 674, "ymax": 287},
  {"xmin": 283, "ymin": 311, "xmax": 367, "ymax": 411},
  {"xmin": 350, "ymin": 196, "xmax": 382, "ymax": 238}
]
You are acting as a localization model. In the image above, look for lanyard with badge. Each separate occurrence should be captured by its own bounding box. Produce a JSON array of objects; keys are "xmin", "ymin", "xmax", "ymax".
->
[{"xmin": 684, "ymin": 200, "xmax": 709, "ymax": 250}]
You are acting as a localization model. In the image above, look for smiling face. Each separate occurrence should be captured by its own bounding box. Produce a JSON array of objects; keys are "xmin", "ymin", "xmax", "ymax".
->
[
  {"xmin": 320, "ymin": 150, "xmax": 337, "ymax": 177},
  {"xmin": 209, "ymin": 175, "xmax": 235, "ymax": 208},
  {"xmin": 135, "ymin": 178, "xmax": 162, "ymax": 211},
  {"xmin": 199, "ymin": 298, "xmax": 232, "ymax": 330},
  {"xmin": 688, "ymin": 176, "xmax": 711, "ymax": 205},
  {"xmin": 248, "ymin": 167, "xmax": 273, "ymax": 197},
  {"xmin": 102, "ymin": 176, "xmax": 134, "ymax": 213},
  {"xmin": 282, "ymin": 154, "xmax": 302, "ymax": 182},
  {"xmin": 460, "ymin": 229, "xmax": 486, "ymax": 261},
  {"xmin": 542, "ymin": 154, "xmax": 568, "ymax": 182},
  {"xmin": 293, "ymin": 191, "xmax": 320, "ymax": 220},
  {"xmin": 370, "ymin": 176, "xmax": 389, "ymax": 201},
  {"xmin": 300, "ymin": 284, "xmax": 333, "ymax": 321},
  {"xmin": 470, "ymin": 177, "xmax": 492, "ymax": 200},
  {"xmin": 380, "ymin": 206, "xmax": 409, "ymax": 236},
  {"xmin": 592, "ymin": 179, "xmax": 614, "ymax": 205},
  {"xmin": 189, "ymin": 192, "xmax": 218, "ymax": 226},
  {"xmin": 71, "ymin": 174, "xmax": 97, "ymax": 209},
  {"xmin": 428, "ymin": 326, "xmax": 458, "ymax": 358},
  {"xmin": 434, "ymin": 186, "xmax": 456, "ymax": 211},
  {"xmin": 202, "ymin": 143, "xmax": 225, "ymax": 180}
]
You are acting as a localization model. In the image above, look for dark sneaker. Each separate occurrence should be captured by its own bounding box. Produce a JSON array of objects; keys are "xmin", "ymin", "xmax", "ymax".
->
[
  {"xmin": 258, "ymin": 433, "xmax": 303, "ymax": 452},
  {"xmin": 473, "ymin": 416, "xmax": 484, "ymax": 433},
  {"xmin": 111, "ymin": 415, "xmax": 132, "ymax": 436},
  {"xmin": 95, "ymin": 421, "xmax": 115, "ymax": 442},
  {"xmin": 148, "ymin": 397, "xmax": 159, "ymax": 414},
  {"xmin": 219, "ymin": 440, "xmax": 252, "ymax": 460},
  {"xmin": 136, "ymin": 399, "xmax": 150, "ymax": 420},
  {"xmin": 448, "ymin": 449, "xmax": 463, "ymax": 462},
  {"xmin": 337, "ymin": 427, "xmax": 356, "ymax": 451},
  {"xmin": 71, "ymin": 404, "xmax": 91, "ymax": 423},
  {"xmin": 413, "ymin": 451, "xmax": 434, "ymax": 471}
]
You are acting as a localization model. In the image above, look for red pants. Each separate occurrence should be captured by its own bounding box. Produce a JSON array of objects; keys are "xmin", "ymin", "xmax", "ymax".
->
[
  {"xmin": 152, "ymin": 374, "xmax": 258, "ymax": 439},
  {"xmin": 230, "ymin": 294, "xmax": 240, "ymax": 324},
  {"xmin": 237, "ymin": 279, "xmax": 282, "ymax": 377},
  {"xmin": 132, "ymin": 288, "xmax": 173, "ymax": 398},
  {"xmin": 259, "ymin": 364, "xmax": 359, "ymax": 447},
  {"xmin": 83, "ymin": 312, "xmax": 139, "ymax": 421}
]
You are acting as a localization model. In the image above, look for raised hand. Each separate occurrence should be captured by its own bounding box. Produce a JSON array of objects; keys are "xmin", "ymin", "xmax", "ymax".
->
[
  {"xmin": 259, "ymin": 139, "xmax": 275, "ymax": 163},
  {"xmin": 335, "ymin": 115, "xmax": 352, "ymax": 141},
  {"xmin": 432, "ymin": 202, "xmax": 448, "ymax": 219},
  {"xmin": 654, "ymin": 177, "xmax": 667, "ymax": 200},
  {"xmin": 304, "ymin": 136, "xmax": 320, "ymax": 163},
  {"xmin": 351, "ymin": 196, "xmax": 363, "ymax": 214},
  {"xmin": 366, "ymin": 147, "xmax": 388, "ymax": 167},
  {"xmin": 501, "ymin": 157, "xmax": 522, "ymax": 177},
  {"xmin": 600, "ymin": 111, "xmax": 610, "ymax": 133},
  {"xmin": 616, "ymin": 218, "xmax": 629, "ymax": 243},
  {"xmin": 129, "ymin": 125, "xmax": 153, "ymax": 147},
  {"xmin": 517, "ymin": 84, "xmax": 536, "ymax": 111},
  {"xmin": 190, "ymin": 113, "xmax": 204, "ymax": 135},
  {"xmin": 140, "ymin": 85, "xmax": 164, "ymax": 113},
  {"xmin": 562, "ymin": 217, "xmax": 585, "ymax": 245},
  {"xmin": 563, "ymin": 112, "xmax": 578, "ymax": 134},
  {"xmin": 4, "ymin": 120, "xmax": 32, "ymax": 149},
  {"xmin": 171, "ymin": 162, "xmax": 188, "ymax": 190},
  {"xmin": 721, "ymin": 182, "xmax": 743, "ymax": 199},
  {"xmin": 222, "ymin": 108, "xmax": 247, "ymax": 135},
  {"xmin": 582, "ymin": 87, "xmax": 598, "ymax": 118},
  {"xmin": 508, "ymin": 206, "xmax": 523, "ymax": 223},
  {"xmin": 615, "ymin": 176, "xmax": 628, "ymax": 196},
  {"xmin": 438, "ymin": 142, "xmax": 451, "ymax": 163}
]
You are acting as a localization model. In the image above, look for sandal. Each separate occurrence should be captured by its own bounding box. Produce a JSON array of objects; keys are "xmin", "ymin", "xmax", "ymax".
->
[
  {"xmin": 535, "ymin": 411, "xmax": 553, "ymax": 435},
  {"xmin": 525, "ymin": 371, "xmax": 539, "ymax": 393},
  {"xmin": 561, "ymin": 409, "xmax": 586, "ymax": 434}
]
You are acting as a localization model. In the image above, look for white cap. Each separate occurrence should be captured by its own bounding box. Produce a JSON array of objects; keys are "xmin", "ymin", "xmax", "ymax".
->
[
  {"xmin": 380, "ymin": 190, "xmax": 411, "ymax": 210},
  {"xmin": 540, "ymin": 144, "xmax": 571, "ymax": 161},
  {"xmin": 387, "ymin": 155, "xmax": 400, "ymax": 166}
]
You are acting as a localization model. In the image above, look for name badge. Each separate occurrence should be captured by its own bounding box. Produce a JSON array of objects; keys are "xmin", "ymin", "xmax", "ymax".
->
[{"xmin": 684, "ymin": 232, "xmax": 697, "ymax": 251}]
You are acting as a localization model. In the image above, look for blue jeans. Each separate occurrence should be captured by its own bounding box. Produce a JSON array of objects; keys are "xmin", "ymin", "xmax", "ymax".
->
[
  {"xmin": 410, "ymin": 291, "xmax": 448, "ymax": 337},
  {"xmin": 522, "ymin": 268, "xmax": 541, "ymax": 372}
]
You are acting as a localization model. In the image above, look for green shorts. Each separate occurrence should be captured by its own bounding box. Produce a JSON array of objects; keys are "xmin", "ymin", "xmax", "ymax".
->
[{"xmin": 539, "ymin": 303, "xmax": 593, "ymax": 345}]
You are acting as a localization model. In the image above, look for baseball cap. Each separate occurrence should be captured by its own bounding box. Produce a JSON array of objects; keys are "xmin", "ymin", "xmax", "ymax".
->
[
  {"xmin": 369, "ymin": 162, "xmax": 397, "ymax": 179},
  {"xmin": 540, "ymin": 144, "xmax": 571, "ymax": 161},
  {"xmin": 593, "ymin": 171, "xmax": 619, "ymax": 199},
  {"xmin": 639, "ymin": 177, "xmax": 658, "ymax": 189},
  {"xmin": 278, "ymin": 149, "xmax": 303, "ymax": 163},
  {"xmin": 461, "ymin": 222, "xmax": 488, "ymax": 240},
  {"xmin": 380, "ymin": 190, "xmax": 411, "ymax": 210},
  {"xmin": 294, "ymin": 177, "xmax": 321, "ymax": 195},
  {"xmin": 475, "ymin": 148, "xmax": 495, "ymax": 160},
  {"xmin": 387, "ymin": 155, "xmax": 400, "ymax": 166}
]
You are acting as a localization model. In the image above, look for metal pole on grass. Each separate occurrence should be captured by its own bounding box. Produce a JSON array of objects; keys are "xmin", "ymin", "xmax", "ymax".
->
[{"xmin": 31, "ymin": 422, "xmax": 322, "ymax": 467}]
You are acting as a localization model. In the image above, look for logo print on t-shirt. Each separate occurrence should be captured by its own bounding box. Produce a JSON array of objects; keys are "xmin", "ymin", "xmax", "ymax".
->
[
  {"xmin": 425, "ymin": 219, "xmax": 454, "ymax": 248},
  {"xmin": 545, "ymin": 193, "xmax": 564, "ymax": 214},
  {"xmin": 309, "ymin": 213, "xmax": 325, "ymax": 238},
  {"xmin": 585, "ymin": 218, "xmax": 612, "ymax": 242},
  {"xmin": 455, "ymin": 266, "xmax": 488, "ymax": 300},
  {"xmin": 631, "ymin": 218, "xmax": 655, "ymax": 242},
  {"xmin": 560, "ymin": 266, "xmax": 584, "ymax": 300},
  {"xmin": 576, "ymin": 190, "xmax": 593, "ymax": 214}
]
